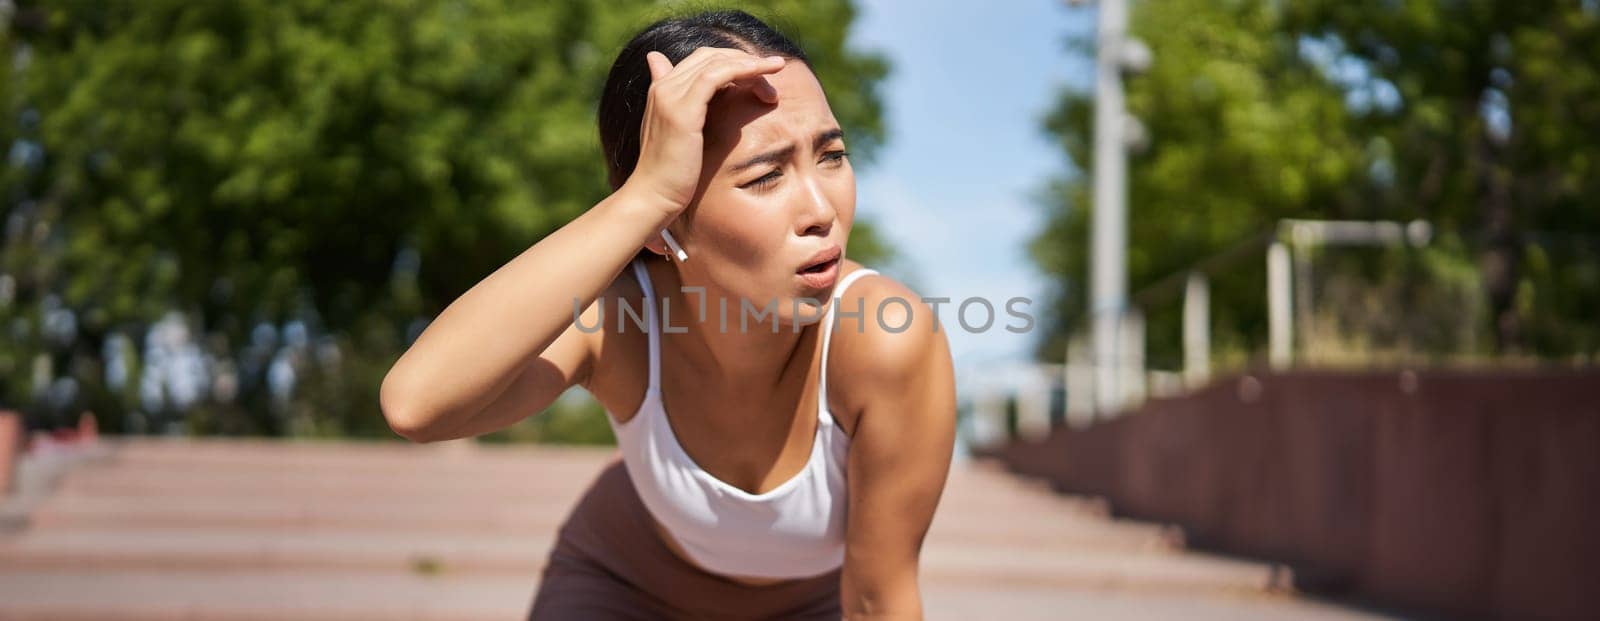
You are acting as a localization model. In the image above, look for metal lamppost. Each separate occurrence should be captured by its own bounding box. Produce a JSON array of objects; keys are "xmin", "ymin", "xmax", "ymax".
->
[{"xmin": 1069, "ymin": 0, "xmax": 1150, "ymax": 415}]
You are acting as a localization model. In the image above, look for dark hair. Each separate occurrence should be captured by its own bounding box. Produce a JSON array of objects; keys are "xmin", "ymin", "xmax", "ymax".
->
[{"xmin": 598, "ymin": 10, "xmax": 809, "ymax": 191}]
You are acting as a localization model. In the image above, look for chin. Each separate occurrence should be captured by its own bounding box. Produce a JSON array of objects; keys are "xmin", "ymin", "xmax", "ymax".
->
[
  {"xmin": 779, "ymin": 295, "xmax": 831, "ymax": 329},
  {"xmin": 792, "ymin": 300, "xmax": 830, "ymax": 326}
]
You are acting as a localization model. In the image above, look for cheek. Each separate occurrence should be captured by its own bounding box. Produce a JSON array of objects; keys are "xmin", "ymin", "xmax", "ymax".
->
[
  {"xmin": 693, "ymin": 192, "xmax": 780, "ymax": 265},
  {"xmin": 829, "ymin": 169, "xmax": 857, "ymax": 229}
]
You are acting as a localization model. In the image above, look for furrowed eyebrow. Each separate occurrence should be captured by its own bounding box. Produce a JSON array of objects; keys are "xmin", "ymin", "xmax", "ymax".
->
[
  {"xmin": 813, "ymin": 128, "xmax": 845, "ymax": 152},
  {"xmin": 729, "ymin": 128, "xmax": 847, "ymax": 173},
  {"xmin": 730, "ymin": 146, "xmax": 794, "ymax": 174}
]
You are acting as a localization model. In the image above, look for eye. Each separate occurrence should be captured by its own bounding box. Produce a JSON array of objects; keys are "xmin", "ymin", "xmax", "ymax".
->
[
  {"xmin": 740, "ymin": 169, "xmax": 782, "ymax": 191},
  {"xmin": 820, "ymin": 150, "xmax": 849, "ymax": 166}
]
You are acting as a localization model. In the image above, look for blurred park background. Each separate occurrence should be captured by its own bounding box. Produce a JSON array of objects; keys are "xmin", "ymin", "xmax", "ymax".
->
[
  {"xmin": 1, "ymin": 0, "xmax": 1597, "ymax": 619},
  {"xmin": 0, "ymin": 0, "xmax": 897, "ymax": 442}
]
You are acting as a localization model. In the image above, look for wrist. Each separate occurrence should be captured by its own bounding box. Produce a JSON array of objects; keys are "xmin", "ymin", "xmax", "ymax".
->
[{"xmin": 609, "ymin": 181, "xmax": 684, "ymax": 228}]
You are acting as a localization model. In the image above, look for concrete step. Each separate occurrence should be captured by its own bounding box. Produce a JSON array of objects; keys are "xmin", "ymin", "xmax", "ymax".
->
[
  {"xmin": 0, "ymin": 568, "xmax": 1374, "ymax": 621},
  {"xmin": 0, "ymin": 527, "xmax": 553, "ymax": 573},
  {"xmin": 0, "ymin": 569, "xmax": 533, "ymax": 621},
  {"xmin": 29, "ymin": 494, "xmax": 572, "ymax": 533},
  {"xmin": 0, "ymin": 439, "xmax": 1394, "ymax": 621},
  {"xmin": 919, "ymin": 543, "xmax": 1287, "ymax": 594},
  {"xmin": 53, "ymin": 463, "xmax": 597, "ymax": 500}
]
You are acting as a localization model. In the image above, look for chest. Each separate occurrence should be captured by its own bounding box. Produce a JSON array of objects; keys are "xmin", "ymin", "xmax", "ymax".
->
[
  {"xmin": 653, "ymin": 360, "xmax": 831, "ymax": 496},
  {"xmin": 589, "ymin": 329, "xmax": 858, "ymax": 497}
]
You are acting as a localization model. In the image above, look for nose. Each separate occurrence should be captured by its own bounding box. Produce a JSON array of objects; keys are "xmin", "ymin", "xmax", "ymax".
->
[{"xmin": 795, "ymin": 175, "xmax": 835, "ymax": 238}]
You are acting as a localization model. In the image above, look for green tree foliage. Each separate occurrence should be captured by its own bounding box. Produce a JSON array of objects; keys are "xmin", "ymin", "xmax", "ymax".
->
[
  {"xmin": 0, "ymin": 0, "xmax": 891, "ymax": 436},
  {"xmin": 1285, "ymin": 1, "xmax": 1600, "ymax": 354},
  {"xmin": 1032, "ymin": 0, "xmax": 1600, "ymax": 363},
  {"xmin": 1031, "ymin": 0, "xmax": 1366, "ymax": 363}
]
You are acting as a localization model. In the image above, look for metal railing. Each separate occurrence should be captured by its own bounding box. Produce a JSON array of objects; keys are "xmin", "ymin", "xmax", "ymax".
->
[{"xmin": 969, "ymin": 218, "xmax": 1434, "ymax": 445}]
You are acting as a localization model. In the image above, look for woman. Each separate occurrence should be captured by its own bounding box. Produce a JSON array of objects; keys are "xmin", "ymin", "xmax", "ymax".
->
[{"xmin": 380, "ymin": 10, "xmax": 956, "ymax": 620}]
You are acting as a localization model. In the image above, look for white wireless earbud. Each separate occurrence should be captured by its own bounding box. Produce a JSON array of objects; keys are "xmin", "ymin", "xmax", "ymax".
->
[{"xmin": 660, "ymin": 229, "xmax": 688, "ymax": 262}]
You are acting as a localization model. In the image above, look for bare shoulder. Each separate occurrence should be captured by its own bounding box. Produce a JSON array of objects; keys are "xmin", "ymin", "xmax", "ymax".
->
[
  {"xmin": 827, "ymin": 264, "xmax": 954, "ymax": 419},
  {"xmin": 578, "ymin": 264, "xmax": 651, "ymax": 416}
]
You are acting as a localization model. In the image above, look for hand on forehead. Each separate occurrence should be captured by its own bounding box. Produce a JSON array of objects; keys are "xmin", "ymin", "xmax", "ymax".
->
[{"xmin": 704, "ymin": 62, "xmax": 834, "ymax": 156}]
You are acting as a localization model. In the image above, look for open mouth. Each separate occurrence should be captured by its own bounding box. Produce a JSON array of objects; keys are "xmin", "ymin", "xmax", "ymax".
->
[
  {"xmin": 795, "ymin": 246, "xmax": 843, "ymax": 288},
  {"xmin": 798, "ymin": 256, "xmax": 839, "ymax": 274},
  {"xmin": 793, "ymin": 246, "xmax": 844, "ymax": 275}
]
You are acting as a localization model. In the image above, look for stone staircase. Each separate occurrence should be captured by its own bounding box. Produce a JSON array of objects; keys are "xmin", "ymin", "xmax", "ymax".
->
[{"xmin": 0, "ymin": 438, "xmax": 1390, "ymax": 620}]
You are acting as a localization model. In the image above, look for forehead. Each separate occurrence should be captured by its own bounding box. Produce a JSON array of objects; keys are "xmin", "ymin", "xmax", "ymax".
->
[{"xmin": 704, "ymin": 62, "xmax": 838, "ymax": 155}]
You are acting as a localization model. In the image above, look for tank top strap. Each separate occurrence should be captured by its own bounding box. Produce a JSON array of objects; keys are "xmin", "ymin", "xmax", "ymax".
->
[
  {"xmin": 629, "ymin": 259, "xmax": 662, "ymax": 393},
  {"xmin": 818, "ymin": 267, "xmax": 879, "ymax": 419}
]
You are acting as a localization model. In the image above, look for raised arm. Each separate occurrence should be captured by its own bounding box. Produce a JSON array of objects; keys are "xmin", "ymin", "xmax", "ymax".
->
[
  {"xmin": 379, "ymin": 189, "xmax": 664, "ymax": 442},
  {"xmin": 380, "ymin": 47, "xmax": 789, "ymax": 442}
]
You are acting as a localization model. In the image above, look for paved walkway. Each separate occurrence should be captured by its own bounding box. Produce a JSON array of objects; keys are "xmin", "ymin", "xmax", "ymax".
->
[{"xmin": 0, "ymin": 438, "xmax": 1395, "ymax": 620}]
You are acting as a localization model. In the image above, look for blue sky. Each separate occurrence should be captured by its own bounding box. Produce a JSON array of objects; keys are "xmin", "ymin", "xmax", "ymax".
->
[{"xmin": 847, "ymin": 1, "xmax": 1095, "ymax": 374}]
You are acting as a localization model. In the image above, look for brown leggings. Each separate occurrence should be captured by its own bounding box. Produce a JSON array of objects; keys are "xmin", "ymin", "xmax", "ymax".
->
[{"xmin": 526, "ymin": 459, "xmax": 842, "ymax": 620}]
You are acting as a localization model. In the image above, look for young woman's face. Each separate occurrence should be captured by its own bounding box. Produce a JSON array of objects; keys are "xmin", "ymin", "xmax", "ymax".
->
[{"xmin": 671, "ymin": 60, "xmax": 855, "ymax": 327}]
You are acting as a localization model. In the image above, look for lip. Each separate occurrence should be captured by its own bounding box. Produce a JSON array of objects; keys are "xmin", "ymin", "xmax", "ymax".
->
[{"xmin": 795, "ymin": 244, "xmax": 843, "ymax": 289}]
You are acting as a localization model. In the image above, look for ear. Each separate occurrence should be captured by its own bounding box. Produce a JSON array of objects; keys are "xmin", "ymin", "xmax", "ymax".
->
[{"xmin": 642, "ymin": 229, "xmax": 672, "ymax": 259}]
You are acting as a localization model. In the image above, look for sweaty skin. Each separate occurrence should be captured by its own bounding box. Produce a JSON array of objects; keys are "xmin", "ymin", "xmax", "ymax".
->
[{"xmin": 382, "ymin": 47, "xmax": 956, "ymax": 619}]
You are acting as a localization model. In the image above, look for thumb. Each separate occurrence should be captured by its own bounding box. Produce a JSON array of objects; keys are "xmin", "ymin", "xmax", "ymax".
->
[{"xmin": 645, "ymin": 51, "xmax": 673, "ymax": 82}]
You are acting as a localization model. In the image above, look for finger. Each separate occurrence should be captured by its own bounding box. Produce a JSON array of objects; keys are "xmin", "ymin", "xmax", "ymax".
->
[
  {"xmin": 746, "ymin": 76, "xmax": 779, "ymax": 104},
  {"xmin": 645, "ymin": 51, "xmax": 673, "ymax": 83},
  {"xmin": 682, "ymin": 55, "xmax": 786, "ymax": 104},
  {"xmin": 657, "ymin": 47, "xmax": 748, "ymax": 92},
  {"xmin": 671, "ymin": 46, "xmax": 746, "ymax": 75},
  {"xmin": 721, "ymin": 75, "xmax": 779, "ymax": 105}
]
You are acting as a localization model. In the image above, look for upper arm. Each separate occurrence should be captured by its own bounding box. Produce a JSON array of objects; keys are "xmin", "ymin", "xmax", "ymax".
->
[
  {"xmin": 836, "ymin": 277, "xmax": 957, "ymax": 618},
  {"xmin": 419, "ymin": 294, "xmax": 604, "ymax": 441}
]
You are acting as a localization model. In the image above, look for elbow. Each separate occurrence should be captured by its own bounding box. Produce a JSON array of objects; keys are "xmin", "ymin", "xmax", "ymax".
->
[
  {"xmin": 385, "ymin": 411, "xmax": 443, "ymax": 444},
  {"xmin": 380, "ymin": 369, "xmax": 446, "ymax": 444},
  {"xmin": 381, "ymin": 398, "xmax": 439, "ymax": 444},
  {"xmin": 840, "ymin": 567, "xmax": 923, "ymax": 620}
]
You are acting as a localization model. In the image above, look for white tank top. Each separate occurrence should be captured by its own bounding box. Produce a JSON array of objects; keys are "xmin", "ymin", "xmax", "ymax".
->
[{"xmin": 602, "ymin": 258, "xmax": 879, "ymax": 580}]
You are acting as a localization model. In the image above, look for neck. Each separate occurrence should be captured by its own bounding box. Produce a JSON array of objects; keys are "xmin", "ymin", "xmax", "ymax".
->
[{"xmin": 646, "ymin": 260, "xmax": 819, "ymax": 396}]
